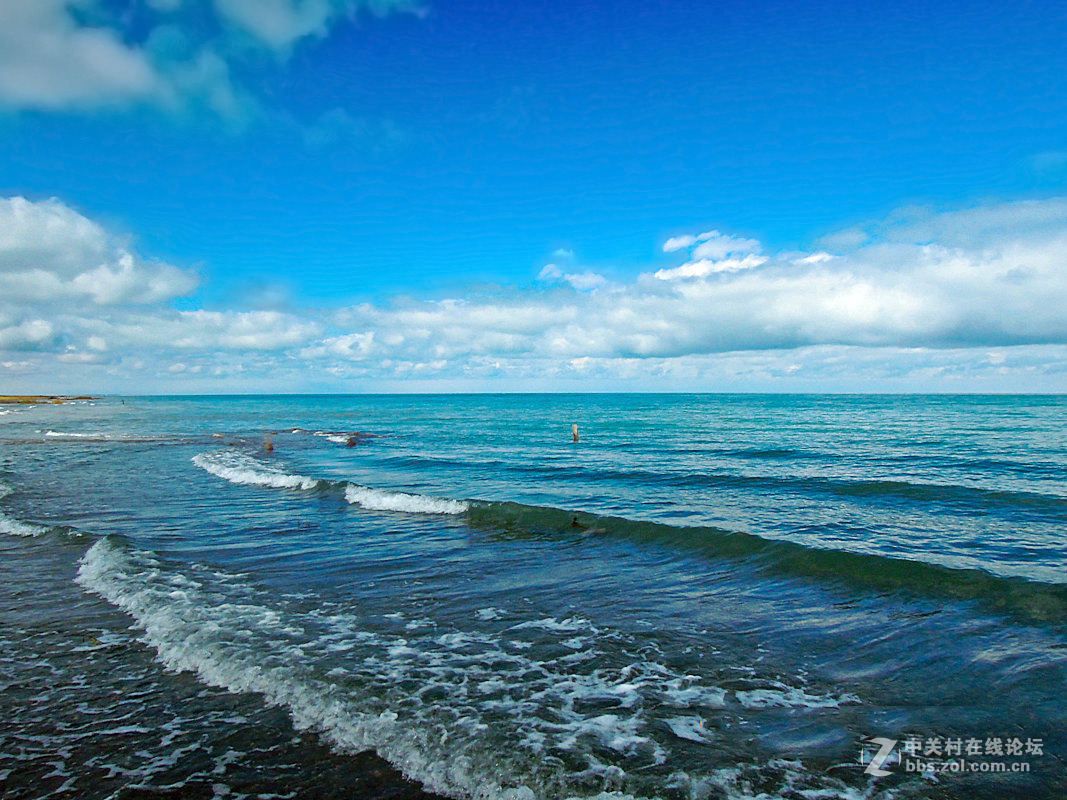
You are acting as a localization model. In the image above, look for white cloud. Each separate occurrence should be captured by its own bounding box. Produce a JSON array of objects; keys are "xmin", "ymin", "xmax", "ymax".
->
[
  {"xmin": 0, "ymin": 319, "xmax": 55, "ymax": 351},
  {"xmin": 2, "ymin": 197, "xmax": 1066, "ymax": 393},
  {"xmin": 690, "ymin": 231, "xmax": 761, "ymax": 261},
  {"xmin": 170, "ymin": 310, "xmax": 322, "ymax": 350},
  {"xmin": 654, "ymin": 254, "xmax": 767, "ymax": 280},
  {"xmin": 0, "ymin": 0, "xmax": 420, "ymax": 115},
  {"xmin": 655, "ymin": 230, "xmax": 765, "ymax": 279},
  {"xmin": 537, "ymin": 263, "xmax": 608, "ymax": 292},
  {"xmin": 213, "ymin": 0, "xmax": 383, "ymax": 52},
  {"xmin": 662, "ymin": 229, "xmax": 760, "ymax": 258},
  {"xmin": 312, "ymin": 200, "xmax": 1067, "ymax": 367},
  {"xmin": 795, "ymin": 252, "xmax": 834, "ymax": 265},
  {"xmin": 662, "ymin": 234, "xmax": 698, "ymax": 253},
  {"xmin": 0, "ymin": 197, "xmax": 198, "ymax": 306},
  {"xmin": 83, "ymin": 309, "xmax": 322, "ymax": 352},
  {"xmin": 0, "ymin": 0, "xmax": 162, "ymax": 110},
  {"xmin": 300, "ymin": 331, "xmax": 375, "ymax": 359},
  {"xmin": 213, "ymin": 0, "xmax": 336, "ymax": 50}
]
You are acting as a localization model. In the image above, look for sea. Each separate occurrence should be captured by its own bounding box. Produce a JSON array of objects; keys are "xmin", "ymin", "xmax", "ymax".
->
[{"xmin": 1, "ymin": 394, "xmax": 1065, "ymax": 800}]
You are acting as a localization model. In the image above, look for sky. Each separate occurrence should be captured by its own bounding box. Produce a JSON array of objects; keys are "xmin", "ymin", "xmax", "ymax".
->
[{"xmin": 1, "ymin": 0, "xmax": 1066, "ymax": 393}]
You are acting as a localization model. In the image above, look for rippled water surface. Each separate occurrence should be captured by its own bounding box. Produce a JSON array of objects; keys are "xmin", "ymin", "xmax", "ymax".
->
[{"xmin": 1, "ymin": 394, "xmax": 1065, "ymax": 800}]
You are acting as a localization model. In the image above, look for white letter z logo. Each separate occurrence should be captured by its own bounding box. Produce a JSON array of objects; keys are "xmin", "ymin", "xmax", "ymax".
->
[{"xmin": 864, "ymin": 737, "xmax": 898, "ymax": 776}]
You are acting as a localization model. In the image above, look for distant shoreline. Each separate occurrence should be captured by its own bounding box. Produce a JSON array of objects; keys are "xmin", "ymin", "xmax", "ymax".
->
[{"xmin": 0, "ymin": 395, "xmax": 96, "ymax": 405}]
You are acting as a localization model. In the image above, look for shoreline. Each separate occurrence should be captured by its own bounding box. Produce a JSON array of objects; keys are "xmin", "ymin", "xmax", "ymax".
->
[{"xmin": 0, "ymin": 395, "xmax": 96, "ymax": 405}]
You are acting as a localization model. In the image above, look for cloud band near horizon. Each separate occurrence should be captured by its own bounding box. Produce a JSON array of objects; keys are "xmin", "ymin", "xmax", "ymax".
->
[{"xmin": 1, "ymin": 195, "xmax": 1066, "ymax": 393}]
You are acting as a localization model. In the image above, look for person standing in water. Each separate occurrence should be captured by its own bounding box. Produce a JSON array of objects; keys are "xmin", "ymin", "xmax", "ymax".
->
[{"xmin": 572, "ymin": 424, "xmax": 580, "ymax": 443}]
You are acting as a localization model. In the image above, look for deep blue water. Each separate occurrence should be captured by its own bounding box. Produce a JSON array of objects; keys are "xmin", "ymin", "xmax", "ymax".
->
[{"xmin": 1, "ymin": 394, "xmax": 1065, "ymax": 800}]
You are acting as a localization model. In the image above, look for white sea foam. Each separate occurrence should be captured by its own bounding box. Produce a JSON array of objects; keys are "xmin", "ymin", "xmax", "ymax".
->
[
  {"xmin": 75, "ymin": 539, "xmax": 544, "ymax": 800},
  {"xmin": 308, "ymin": 430, "xmax": 352, "ymax": 444},
  {"xmin": 664, "ymin": 716, "xmax": 712, "ymax": 743},
  {"xmin": 344, "ymin": 484, "xmax": 468, "ymax": 515},
  {"xmin": 0, "ymin": 482, "xmax": 49, "ymax": 536},
  {"xmin": 511, "ymin": 616, "xmax": 598, "ymax": 634},
  {"xmin": 77, "ymin": 538, "xmax": 874, "ymax": 800},
  {"xmin": 193, "ymin": 450, "xmax": 466, "ymax": 515},
  {"xmin": 659, "ymin": 681, "xmax": 728, "ymax": 709},
  {"xmin": 192, "ymin": 451, "xmax": 319, "ymax": 491},
  {"xmin": 735, "ymin": 683, "xmax": 860, "ymax": 709},
  {"xmin": 0, "ymin": 510, "xmax": 49, "ymax": 537},
  {"xmin": 678, "ymin": 758, "xmax": 886, "ymax": 800}
]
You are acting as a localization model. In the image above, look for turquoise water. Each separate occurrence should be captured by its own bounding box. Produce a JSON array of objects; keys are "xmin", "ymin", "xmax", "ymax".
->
[{"xmin": 1, "ymin": 394, "xmax": 1065, "ymax": 799}]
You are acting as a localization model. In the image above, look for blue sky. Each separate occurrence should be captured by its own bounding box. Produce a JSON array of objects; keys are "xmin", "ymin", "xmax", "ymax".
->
[{"xmin": 1, "ymin": 0, "xmax": 1066, "ymax": 392}]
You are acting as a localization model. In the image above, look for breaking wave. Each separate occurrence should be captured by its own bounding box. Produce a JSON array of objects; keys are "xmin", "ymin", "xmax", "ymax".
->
[
  {"xmin": 344, "ymin": 484, "xmax": 468, "ymax": 515},
  {"xmin": 188, "ymin": 451, "xmax": 1067, "ymax": 622},
  {"xmin": 0, "ymin": 510, "xmax": 50, "ymax": 537},
  {"xmin": 193, "ymin": 450, "xmax": 468, "ymax": 515},
  {"xmin": 192, "ymin": 451, "xmax": 320, "ymax": 491},
  {"xmin": 76, "ymin": 537, "xmax": 870, "ymax": 800},
  {"xmin": 468, "ymin": 502, "xmax": 1067, "ymax": 624},
  {"xmin": 0, "ymin": 480, "xmax": 51, "ymax": 537}
]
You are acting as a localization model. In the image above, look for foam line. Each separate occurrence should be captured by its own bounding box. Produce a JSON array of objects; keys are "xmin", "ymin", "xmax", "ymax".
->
[
  {"xmin": 192, "ymin": 449, "xmax": 468, "ymax": 515},
  {"xmin": 192, "ymin": 451, "xmax": 320, "ymax": 491},
  {"xmin": 0, "ymin": 511, "xmax": 50, "ymax": 537},
  {"xmin": 344, "ymin": 484, "xmax": 469, "ymax": 515}
]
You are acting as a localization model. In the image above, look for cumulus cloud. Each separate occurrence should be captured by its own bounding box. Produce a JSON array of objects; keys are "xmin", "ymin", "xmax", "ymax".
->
[
  {"xmin": 0, "ymin": 0, "xmax": 162, "ymax": 110},
  {"xmin": 0, "ymin": 197, "xmax": 198, "ymax": 305},
  {"xmin": 0, "ymin": 196, "xmax": 319, "ymax": 364},
  {"xmin": 2, "ymin": 196, "xmax": 1066, "ymax": 392},
  {"xmin": 107, "ymin": 309, "xmax": 322, "ymax": 351},
  {"xmin": 655, "ymin": 230, "xmax": 766, "ymax": 279},
  {"xmin": 0, "ymin": 0, "xmax": 420, "ymax": 115},
  {"xmin": 213, "ymin": 0, "xmax": 423, "ymax": 52},
  {"xmin": 0, "ymin": 319, "xmax": 55, "ymax": 351},
  {"xmin": 537, "ymin": 263, "xmax": 609, "ymax": 292},
  {"xmin": 662, "ymin": 229, "xmax": 760, "ymax": 257},
  {"xmin": 304, "ymin": 199, "xmax": 1067, "ymax": 371}
]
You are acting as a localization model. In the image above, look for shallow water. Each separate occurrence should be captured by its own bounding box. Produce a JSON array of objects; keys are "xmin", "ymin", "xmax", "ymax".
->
[{"xmin": 1, "ymin": 394, "xmax": 1065, "ymax": 799}]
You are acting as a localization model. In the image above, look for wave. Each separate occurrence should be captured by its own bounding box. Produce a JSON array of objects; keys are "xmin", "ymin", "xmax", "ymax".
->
[
  {"xmin": 75, "ymin": 537, "xmax": 498, "ymax": 799},
  {"xmin": 76, "ymin": 537, "xmax": 869, "ymax": 800},
  {"xmin": 467, "ymin": 502, "xmax": 1067, "ymax": 625},
  {"xmin": 0, "ymin": 480, "xmax": 52, "ymax": 537},
  {"xmin": 312, "ymin": 431, "xmax": 384, "ymax": 445},
  {"xmin": 378, "ymin": 453, "xmax": 1067, "ymax": 519},
  {"xmin": 189, "ymin": 450, "xmax": 1067, "ymax": 621},
  {"xmin": 193, "ymin": 450, "xmax": 467, "ymax": 515},
  {"xmin": 43, "ymin": 430, "xmax": 164, "ymax": 444},
  {"xmin": 72, "ymin": 536, "xmax": 635, "ymax": 800},
  {"xmin": 288, "ymin": 428, "xmax": 385, "ymax": 446},
  {"xmin": 344, "ymin": 484, "xmax": 468, "ymax": 515},
  {"xmin": 192, "ymin": 451, "xmax": 320, "ymax": 491},
  {"xmin": 522, "ymin": 465, "xmax": 1067, "ymax": 517},
  {"xmin": 0, "ymin": 510, "xmax": 51, "ymax": 537}
]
